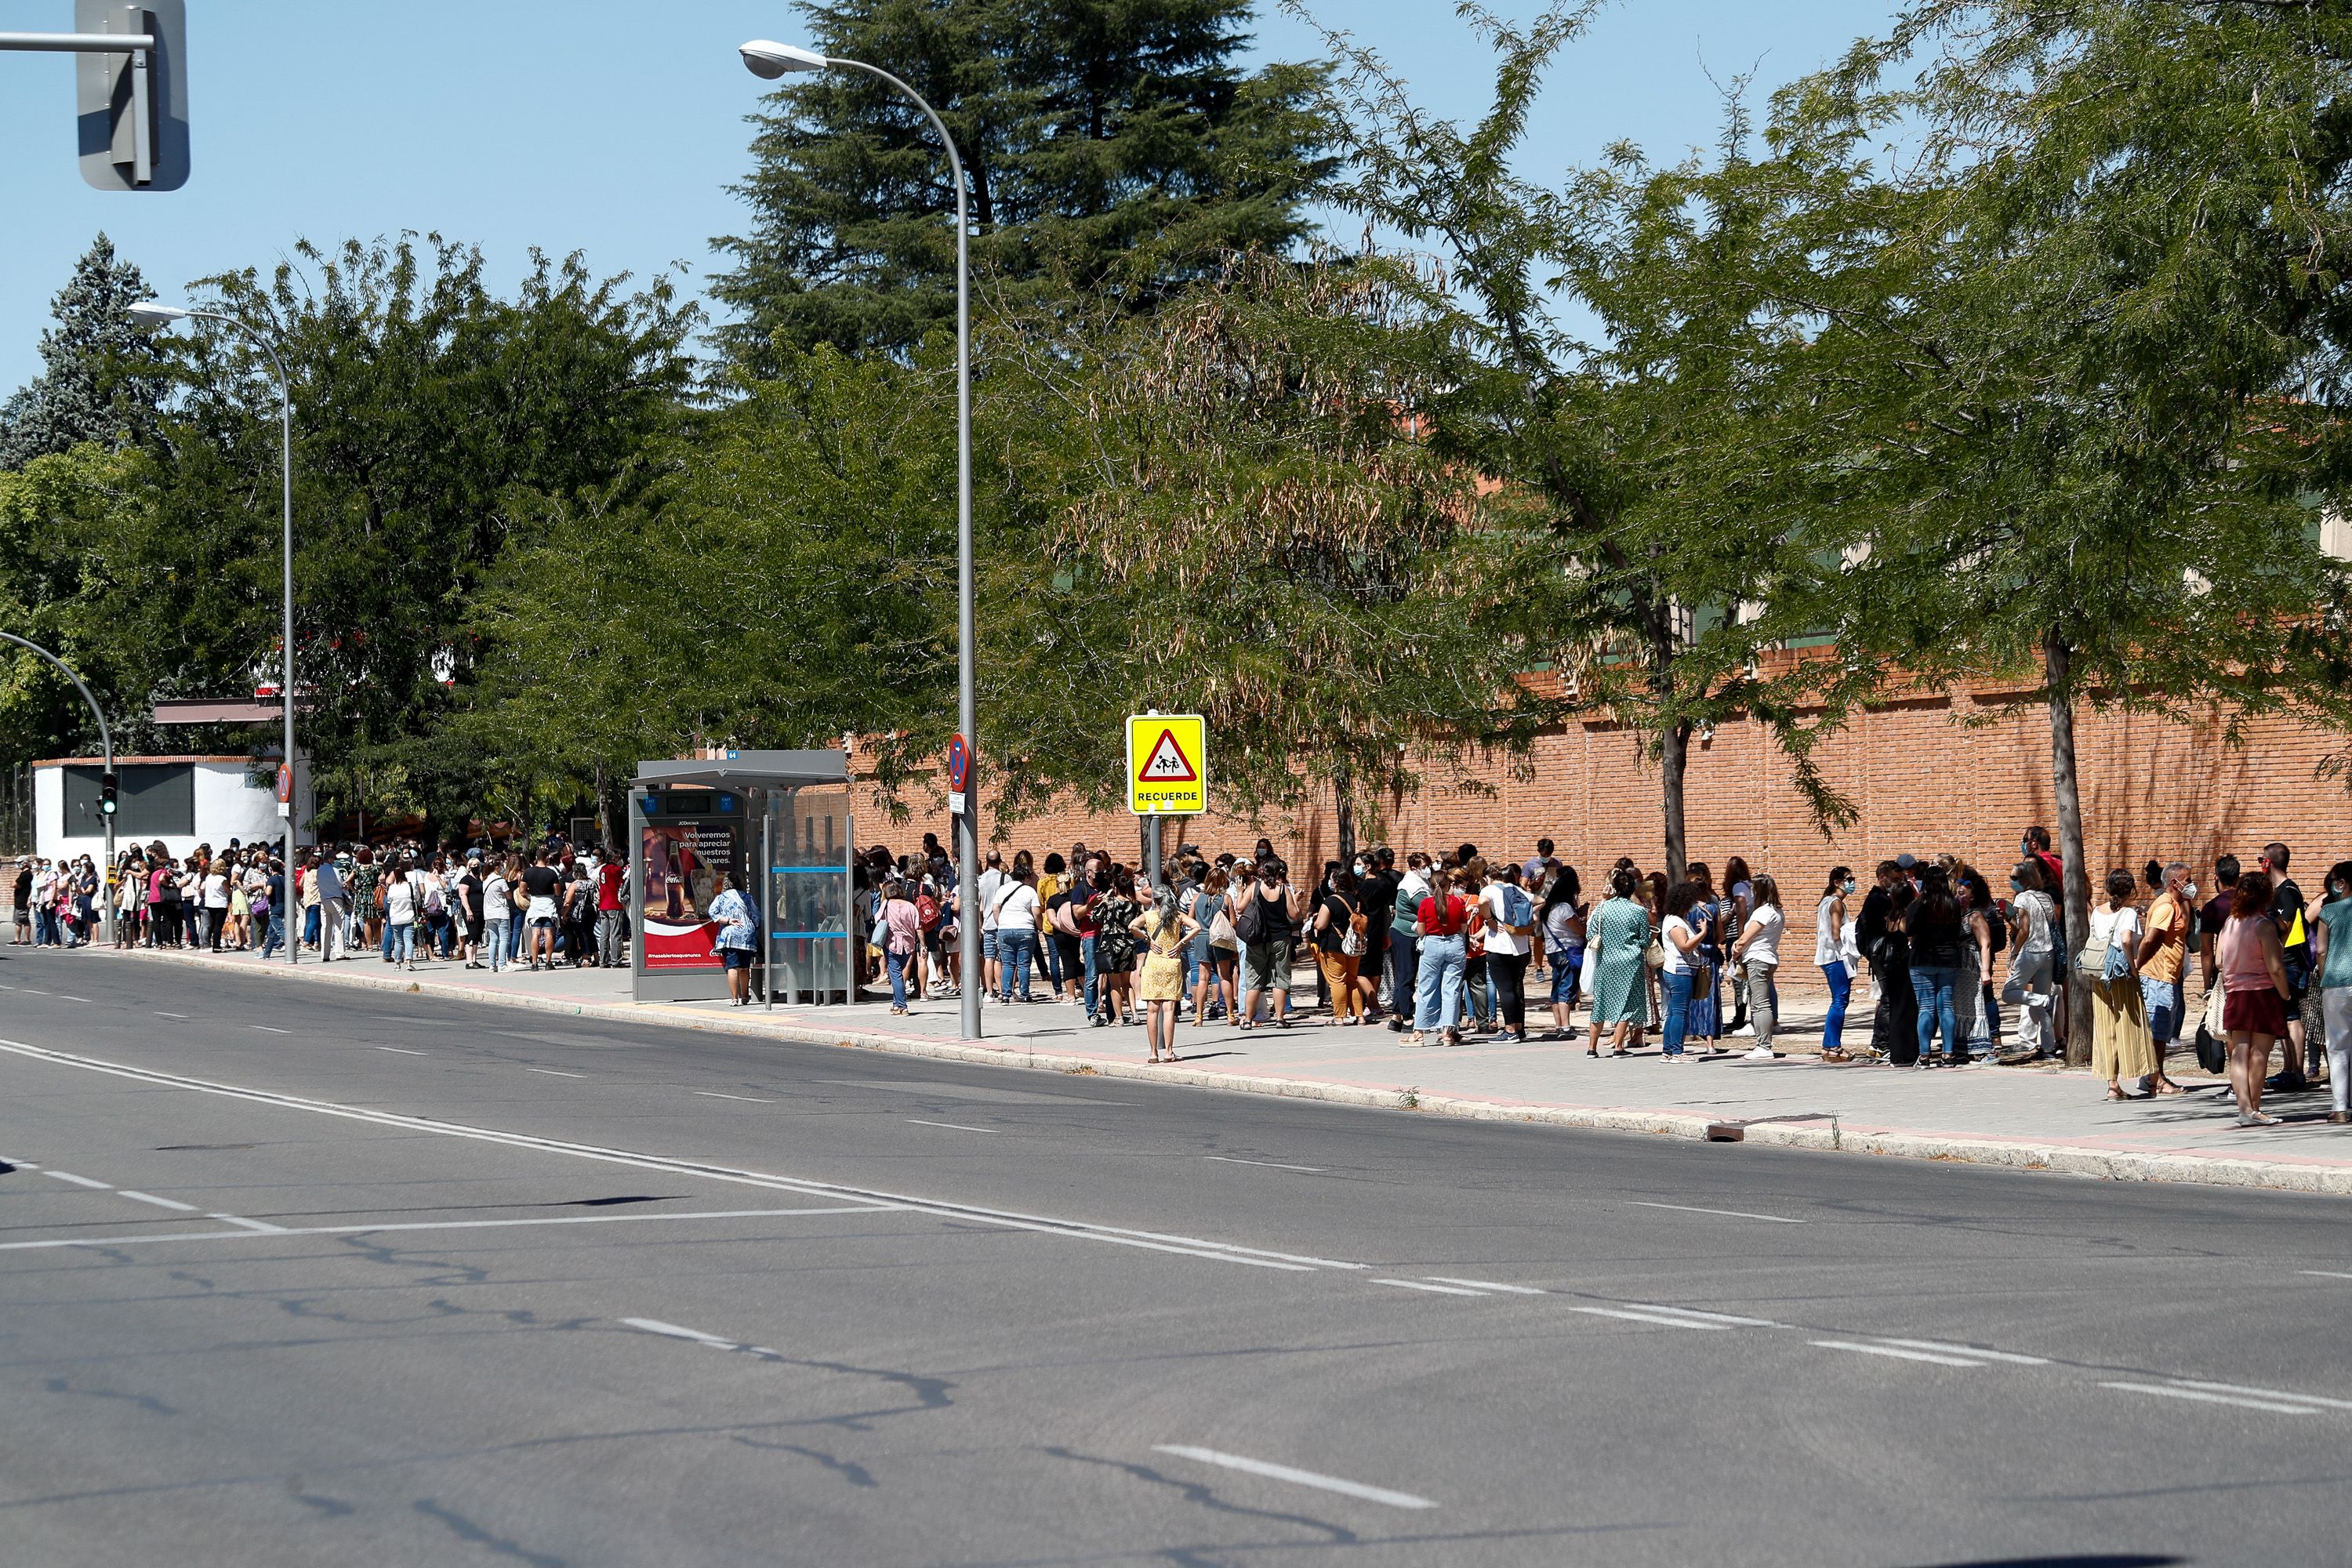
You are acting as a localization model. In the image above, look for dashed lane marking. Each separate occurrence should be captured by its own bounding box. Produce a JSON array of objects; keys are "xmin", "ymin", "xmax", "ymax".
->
[
  {"xmin": 1877, "ymin": 1338, "xmax": 2049, "ymax": 1365},
  {"xmin": 1204, "ymin": 1156, "xmax": 1325, "ymax": 1173},
  {"xmin": 1626, "ymin": 1303, "xmax": 1781, "ymax": 1327},
  {"xmin": 1373, "ymin": 1279, "xmax": 1486, "ymax": 1297},
  {"xmin": 1627, "ymin": 1200, "xmax": 1804, "ymax": 1224},
  {"xmin": 1573, "ymin": 1306, "xmax": 1733, "ymax": 1330},
  {"xmin": 372, "ymin": 1046, "xmax": 426, "ymax": 1055},
  {"xmin": 116, "ymin": 1191, "xmax": 197, "ymax": 1211},
  {"xmin": 252, "ymin": 1025, "xmax": 291, "ymax": 1035},
  {"xmin": 1423, "ymin": 1277, "xmax": 1546, "ymax": 1295},
  {"xmin": 43, "ymin": 1170, "xmax": 111, "ymax": 1189},
  {"xmin": 2171, "ymin": 1380, "xmax": 2352, "ymax": 1413},
  {"xmin": 694, "ymin": 1091, "xmax": 774, "ymax": 1103},
  {"xmin": 2101, "ymin": 1382, "xmax": 2318, "ymax": 1415},
  {"xmin": 0, "ymin": 1206, "xmax": 894, "ymax": 1253},
  {"xmin": 1810, "ymin": 1340, "xmax": 1984, "ymax": 1367},
  {"xmin": 524, "ymin": 1068, "xmax": 584, "ymax": 1079},
  {"xmin": 1152, "ymin": 1446, "xmax": 1436, "ymax": 1511},
  {"xmin": 906, "ymin": 1119, "xmax": 998, "ymax": 1134}
]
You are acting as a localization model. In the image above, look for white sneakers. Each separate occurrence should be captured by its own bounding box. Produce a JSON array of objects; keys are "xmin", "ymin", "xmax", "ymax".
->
[{"xmin": 1744, "ymin": 1044, "xmax": 1775, "ymax": 1060}]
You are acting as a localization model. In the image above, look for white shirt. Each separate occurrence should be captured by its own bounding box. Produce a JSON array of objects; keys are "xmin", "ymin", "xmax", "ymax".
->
[
  {"xmin": 977, "ymin": 868, "xmax": 1006, "ymax": 926},
  {"xmin": 1742, "ymin": 903, "xmax": 1784, "ymax": 967},
  {"xmin": 202, "ymin": 873, "xmax": 230, "ymax": 909},
  {"xmin": 1813, "ymin": 894, "xmax": 1843, "ymax": 966},
  {"xmin": 2015, "ymin": 890, "xmax": 2055, "ymax": 957},
  {"xmin": 1661, "ymin": 913, "xmax": 1695, "ymax": 975},
  {"xmin": 992, "ymin": 883, "xmax": 1039, "ymax": 931},
  {"xmin": 384, "ymin": 877, "xmax": 416, "ymax": 925},
  {"xmin": 483, "ymin": 874, "xmax": 511, "ymax": 924},
  {"xmin": 2089, "ymin": 903, "xmax": 2143, "ymax": 965},
  {"xmin": 1479, "ymin": 884, "xmax": 1531, "ymax": 956}
]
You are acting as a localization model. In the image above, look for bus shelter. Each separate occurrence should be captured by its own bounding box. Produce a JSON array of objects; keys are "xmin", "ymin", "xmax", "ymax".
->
[{"xmin": 629, "ymin": 750, "xmax": 854, "ymax": 1006}]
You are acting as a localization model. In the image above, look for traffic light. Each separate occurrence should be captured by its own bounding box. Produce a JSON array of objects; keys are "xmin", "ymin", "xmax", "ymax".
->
[{"xmin": 100, "ymin": 770, "xmax": 118, "ymax": 816}]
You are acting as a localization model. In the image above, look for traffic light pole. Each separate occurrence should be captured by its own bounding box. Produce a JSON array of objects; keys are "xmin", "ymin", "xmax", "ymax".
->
[{"xmin": 0, "ymin": 631, "xmax": 114, "ymax": 945}]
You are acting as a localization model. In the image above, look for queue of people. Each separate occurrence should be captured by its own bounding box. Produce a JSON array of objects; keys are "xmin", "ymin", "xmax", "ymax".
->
[
  {"xmin": 844, "ymin": 829, "xmax": 2352, "ymax": 1123},
  {"xmin": 9, "ymin": 833, "xmax": 629, "ymax": 973}
]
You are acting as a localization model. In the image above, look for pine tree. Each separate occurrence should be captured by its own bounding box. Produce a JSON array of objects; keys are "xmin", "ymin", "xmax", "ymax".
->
[
  {"xmin": 710, "ymin": 0, "xmax": 1330, "ymax": 372},
  {"xmin": 0, "ymin": 234, "xmax": 170, "ymax": 470}
]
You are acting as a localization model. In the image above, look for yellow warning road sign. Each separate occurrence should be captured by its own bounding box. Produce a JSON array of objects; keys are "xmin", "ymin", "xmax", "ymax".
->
[{"xmin": 1127, "ymin": 713, "xmax": 1207, "ymax": 815}]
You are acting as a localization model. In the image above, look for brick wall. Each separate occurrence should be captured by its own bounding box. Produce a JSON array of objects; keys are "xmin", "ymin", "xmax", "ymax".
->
[{"xmin": 860, "ymin": 688, "xmax": 2352, "ymax": 920}]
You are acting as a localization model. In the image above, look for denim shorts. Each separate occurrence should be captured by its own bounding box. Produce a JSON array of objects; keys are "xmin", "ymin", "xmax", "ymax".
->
[
  {"xmin": 2140, "ymin": 976, "xmax": 2183, "ymax": 1042},
  {"xmin": 1551, "ymin": 954, "xmax": 1581, "ymax": 1004},
  {"xmin": 982, "ymin": 928, "xmax": 1000, "ymax": 960}
]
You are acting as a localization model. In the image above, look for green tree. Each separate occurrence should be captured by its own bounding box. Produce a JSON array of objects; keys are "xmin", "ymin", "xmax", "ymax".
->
[
  {"xmin": 1298, "ymin": 6, "xmax": 1875, "ymax": 884},
  {"xmin": 1795, "ymin": 2, "xmax": 2352, "ymax": 1058},
  {"xmin": 712, "ymin": 0, "xmax": 1330, "ymax": 371},
  {"xmin": 0, "ymin": 234, "xmax": 170, "ymax": 470},
  {"xmin": 111, "ymin": 235, "xmax": 699, "ymax": 834}
]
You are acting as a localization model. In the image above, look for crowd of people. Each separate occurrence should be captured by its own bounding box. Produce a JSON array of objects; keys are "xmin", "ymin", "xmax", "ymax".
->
[
  {"xmin": 847, "ymin": 826, "xmax": 2352, "ymax": 1127},
  {"xmin": 8, "ymin": 835, "xmax": 629, "ymax": 973},
  {"xmin": 15, "ymin": 822, "xmax": 2350, "ymax": 1130}
]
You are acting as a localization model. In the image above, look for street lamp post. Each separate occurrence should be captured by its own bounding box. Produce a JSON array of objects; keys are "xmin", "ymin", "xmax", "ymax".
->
[
  {"xmin": 739, "ymin": 40, "xmax": 981, "ymax": 1040},
  {"xmin": 0, "ymin": 631, "xmax": 114, "ymax": 945},
  {"xmin": 126, "ymin": 300, "xmax": 299, "ymax": 963}
]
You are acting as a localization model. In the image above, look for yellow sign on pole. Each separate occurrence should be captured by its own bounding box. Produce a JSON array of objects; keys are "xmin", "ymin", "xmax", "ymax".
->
[{"xmin": 1126, "ymin": 713, "xmax": 1207, "ymax": 815}]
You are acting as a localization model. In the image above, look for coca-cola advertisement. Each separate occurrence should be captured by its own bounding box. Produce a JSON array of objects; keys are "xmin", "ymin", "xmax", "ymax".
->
[{"xmin": 639, "ymin": 821, "xmax": 735, "ymax": 970}]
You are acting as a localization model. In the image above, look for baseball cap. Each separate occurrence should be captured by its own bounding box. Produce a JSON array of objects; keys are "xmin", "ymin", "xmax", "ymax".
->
[{"xmin": 1895, "ymin": 853, "xmax": 1918, "ymax": 869}]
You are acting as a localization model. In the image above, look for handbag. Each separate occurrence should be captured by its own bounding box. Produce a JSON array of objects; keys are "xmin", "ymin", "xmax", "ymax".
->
[
  {"xmin": 1644, "ymin": 939, "xmax": 1668, "ymax": 971},
  {"xmin": 1208, "ymin": 902, "xmax": 1239, "ymax": 951},
  {"xmin": 2193, "ymin": 982, "xmax": 2228, "ymax": 1073}
]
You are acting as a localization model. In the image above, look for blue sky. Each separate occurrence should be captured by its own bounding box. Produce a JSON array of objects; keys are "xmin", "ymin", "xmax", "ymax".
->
[{"xmin": 0, "ymin": 1, "xmax": 1896, "ymax": 391}]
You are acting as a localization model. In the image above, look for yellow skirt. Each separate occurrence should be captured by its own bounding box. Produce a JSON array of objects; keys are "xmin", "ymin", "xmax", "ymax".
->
[{"xmin": 2090, "ymin": 976, "xmax": 2158, "ymax": 1080}]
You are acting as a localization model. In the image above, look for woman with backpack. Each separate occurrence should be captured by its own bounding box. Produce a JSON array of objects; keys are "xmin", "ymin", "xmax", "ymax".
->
[
  {"xmin": 1236, "ymin": 858, "xmax": 1306, "ymax": 1029},
  {"xmin": 1478, "ymin": 863, "xmax": 1536, "ymax": 1043},
  {"xmin": 2085, "ymin": 867, "xmax": 2158, "ymax": 1101},
  {"xmin": 1189, "ymin": 866, "xmax": 1239, "ymax": 1025},
  {"xmin": 1310, "ymin": 870, "xmax": 1369, "ymax": 1025}
]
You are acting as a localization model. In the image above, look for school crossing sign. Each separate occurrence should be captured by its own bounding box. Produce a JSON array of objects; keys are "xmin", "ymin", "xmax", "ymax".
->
[{"xmin": 1126, "ymin": 713, "xmax": 1207, "ymax": 816}]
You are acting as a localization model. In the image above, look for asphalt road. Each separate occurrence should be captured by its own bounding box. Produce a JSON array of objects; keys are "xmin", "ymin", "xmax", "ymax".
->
[{"xmin": 3, "ymin": 946, "xmax": 2348, "ymax": 1567}]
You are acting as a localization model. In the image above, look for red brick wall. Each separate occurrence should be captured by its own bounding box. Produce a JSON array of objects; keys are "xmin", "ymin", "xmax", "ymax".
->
[{"xmin": 860, "ymin": 690, "xmax": 2352, "ymax": 906}]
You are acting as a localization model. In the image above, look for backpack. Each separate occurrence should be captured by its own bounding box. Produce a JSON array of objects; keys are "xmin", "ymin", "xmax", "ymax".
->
[
  {"xmin": 1985, "ymin": 901, "xmax": 2008, "ymax": 956},
  {"xmin": 1233, "ymin": 888, "xmax": 1265, "ymax": 945},
  {"xmin": 917, "ymin": 892, "xmax": 940, "ymax": 931},
  {"xmin": 1497, "ymin": 883, "xmax": 1534, "ymax": 935}
]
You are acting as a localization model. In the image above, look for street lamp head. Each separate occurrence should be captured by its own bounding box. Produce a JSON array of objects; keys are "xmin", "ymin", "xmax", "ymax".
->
[
  {"xmin": 125, "ymin": 300, "xmax": 190, "ymax": 329},
  {"xmin": 739, "ymin": 40, "xmax": 828, "ymax": 79}
]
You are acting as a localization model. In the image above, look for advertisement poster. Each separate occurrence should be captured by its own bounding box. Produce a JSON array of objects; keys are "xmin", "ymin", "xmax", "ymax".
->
[{"xmin": 641, "ymin": 822, "xmax": 736, "ymax": 970}]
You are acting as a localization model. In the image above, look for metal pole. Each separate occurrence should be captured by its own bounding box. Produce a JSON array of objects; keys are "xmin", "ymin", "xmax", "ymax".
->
[
  {"xmin": 763, "ymin": 801, "xmax": 775, "ymax": 1011},
  {"xmin": 830, "ymin": 60, "xmax": 978, "ymax": 1041},
  {"xmin": 0, "ymin": 632, "xmax": 112, "ymax": 945}
]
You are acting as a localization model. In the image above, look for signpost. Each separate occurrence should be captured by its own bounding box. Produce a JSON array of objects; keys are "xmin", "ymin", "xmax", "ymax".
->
[
  {"xmin": 946, "ymin": 732, "xmax": 968, "ymax": 818},
  {"xmin": 1126, "ymin": 713, "xmax": 1206, "ymax": 892},
  {"xmin": 274, "ymin": 760, "xmax": 292, "ymax": 817}
]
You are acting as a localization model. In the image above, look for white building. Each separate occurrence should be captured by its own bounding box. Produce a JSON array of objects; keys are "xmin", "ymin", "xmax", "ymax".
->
[{"xmin": 33, "ymin": 753, "xmax": 314, "ymax": 865}]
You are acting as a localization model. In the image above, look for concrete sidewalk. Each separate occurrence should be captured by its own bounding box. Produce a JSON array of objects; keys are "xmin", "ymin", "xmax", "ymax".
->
[{"xmin": 66, "ymin": 941, "xmax": 2352, "ymax": 1197}]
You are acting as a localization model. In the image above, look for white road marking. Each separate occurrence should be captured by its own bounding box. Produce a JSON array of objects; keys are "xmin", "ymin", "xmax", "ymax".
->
[
  {"xmin": 906, "ymin": 1119, "xmax": 998, "ymax": 1134},
  {"xmin": 1573, "ymin": 1306, "xmax": 1733, "ymax": 1330},
  {"xmin": 21, "ymin": 989, "xmax": 49, "ymax": 996},
  {"xmin": 154, "ymin": 1011, "xmax": 188, "ymax": 1018},
  {"xmin": 1628, "ymin": 1200, "xmax": 1803, "ymax": 1224},
  {"xmin": 1810, "ymin": 1339, "xmax": 1984, "ymax": 1367},
  {"xmin": 1152, "ymin": 1446, "xmax": 1436, "ymax": 1511},
  {"xmin": 2102, "ymin": 1381, "xmax": 2318, "ymax": 1415},
  {"xmin": 0, "ymin": 1038, "xmax": 1365, "ymax": 1272},
  {"xmin": 371, "ymin": 1046, "xmax": 426, "ymax": 1055},
  {"xmin": 57, "ymin": 996, "xmax": 93, "ymax": 1004},
  {"xmin": 524, "ymin": 1068, "xmax": 584, "ymax": 1078},
  {"xmin": 694, "ymin": 1091, "xmax": 774, "ymax": 1103},
  {"xmin": 2298, "ymin": 1269, "xmax": 2352, "ymax": 1280},
  {"xmin": 1205, "ymin": 1156, "xmax": 1325, "ymax": 1173},
  {"xmin": 2171, "ymin": 1380, "xmax": 2352, "ymax": 1413},
  {"xmin": 209, "ymin": 1213, "xmax": 290, "ymax": 1234},
  {"xmin": 1423, "ymin": 1277, "xmax": 1546, "ymax": 1295},
  {"xmin": 252, "ymin": 1025, "xmax": 291, "ymax": 1035},
  {"xmin": 44, "ymin": 1170, "xmax": 111, "ymax": 1189},
  {"xmin": 116, "ymin": 1191, "xmax": 197, "ymax": 1211},
  {"xmin": 1626, "ymin": 1303, "xmax": 1781, "ymax": 1327},
  {"xmin": 1374, "ymin": 1278, "xmax": 1487, "ymax": 1297},
  {"xmin": 0, "ymin": 1206, "xmax": 896, "ymax": 1252},
  {"xmin": 1876, "ymin": 1338, "xmax": 2049, "ymax": 1365}
]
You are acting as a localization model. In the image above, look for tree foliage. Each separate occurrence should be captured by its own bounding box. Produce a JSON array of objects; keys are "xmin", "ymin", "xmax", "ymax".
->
[
  {"xmin": 0, "ymin": 234, "xmax": 170, "ymax": 470},
  {"xmin": 711, "ymin": 0, "xmax": 1331, "ymax": 371}
]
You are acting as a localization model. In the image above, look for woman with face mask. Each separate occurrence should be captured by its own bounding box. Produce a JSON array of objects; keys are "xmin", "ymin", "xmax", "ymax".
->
[{"xmin": 1816, "ymin": 866, "xmax": 1857, "ymax": 1061}]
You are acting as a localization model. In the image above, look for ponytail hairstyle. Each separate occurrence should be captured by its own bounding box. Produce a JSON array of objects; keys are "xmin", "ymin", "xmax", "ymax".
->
[
  {"xmin": 1750, "ymin": 873, "xmax": 1780, "ymax": 910},
  {"xmin": 1824, "ymin": 866, "xmax": 1852, "ymax": 898}
]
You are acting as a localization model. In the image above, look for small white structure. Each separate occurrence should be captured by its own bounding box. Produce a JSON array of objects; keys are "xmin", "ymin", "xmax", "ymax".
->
[{"xmin": 33, "ymin": 753, "xmax": 314, "ymax": 864}]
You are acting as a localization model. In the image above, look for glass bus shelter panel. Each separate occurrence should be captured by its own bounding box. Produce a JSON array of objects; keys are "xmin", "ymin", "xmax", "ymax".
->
[{"xmin": 768, "ymin": 787, "xmax": 852, "ymax": 1003}]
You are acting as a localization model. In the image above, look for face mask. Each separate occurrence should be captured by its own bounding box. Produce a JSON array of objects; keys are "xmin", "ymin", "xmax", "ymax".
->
[
  {"xmin": 2009, "ymin": 877, "xmax": 2023, "ymax": 891},
  {"xmin": 2183, "ymin": 883, "xmax": 2198, "ymax": 902},
  {"xmin": 1842, "ymin": 878, "xmax": 1857, "ymax": 894}
]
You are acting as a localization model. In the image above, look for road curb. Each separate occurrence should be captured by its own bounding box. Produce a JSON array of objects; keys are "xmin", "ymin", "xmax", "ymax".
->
[{"xmin": 83, "ymin": 945, "xmax": 2352, "ymax": 1199}]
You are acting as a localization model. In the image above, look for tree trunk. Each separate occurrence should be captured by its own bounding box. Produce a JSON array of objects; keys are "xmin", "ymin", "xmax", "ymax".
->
[
  {"xmin": 1661, "ymin": 719, "xmax": 1690, "ymax": 890},
  {"xmin": 1334, "ymin": 764, "xmax": 1356, "ymax": 868},
  {"xmin": 2045, "ymin": 626, "xmax": 2093, "ymax": 1067}
]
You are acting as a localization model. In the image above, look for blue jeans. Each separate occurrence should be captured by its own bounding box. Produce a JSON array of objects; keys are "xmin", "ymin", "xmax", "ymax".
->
[
  {"xmin": 998, "ymin": 928, "xmax": 1036, "ymax": 1001},
  {"xmin": 1081, "ymin": 935, "xmax": 1100, "ymax": 1014},
  {"xmin": 486, "ymin": 919, "xmax": 510, "ymax": 971},
  {"xmin": 34, "ymin": 908, "xmax": 57, "ymax": 946},
  {"xmin": 886, "ymin": 946, "xmax": 912, "ymax": 1007},
  {"xmin": 303, "ymin": 904, "xmax": 320, "ymax": 947},
  {"xmin": 1040, "ymin": 931, "xmax": 1065, "ymax": 990},
  {"xmin": 1820, "ymin": 960, "xmax": 1851, "ymax": 1053},
  {"xmin": 1911, "ymin": 964, "xmax": 1962, "ymax": 1059},
  {"xmin": 1661, "ymin": 967, "xmax": 1695, "ymax": 1054},
  {"xmin": 388, "ymin": 923, "xmax": 416, "ymax": 964},
  {"xmin": 261, "ymin": 912, "xmax": 285, "ymax": 958},
  {"xmin": 1552, "ymin": 949, "xmax": 1582, "ymax": 1005},
  {"xmin": 1414, "ymin": 932, "xmax": 1467, "ymax": 1031},
  {"xmin": 1389, "ymin": 930, "xmax": 1420, "ymax": 1022}
]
